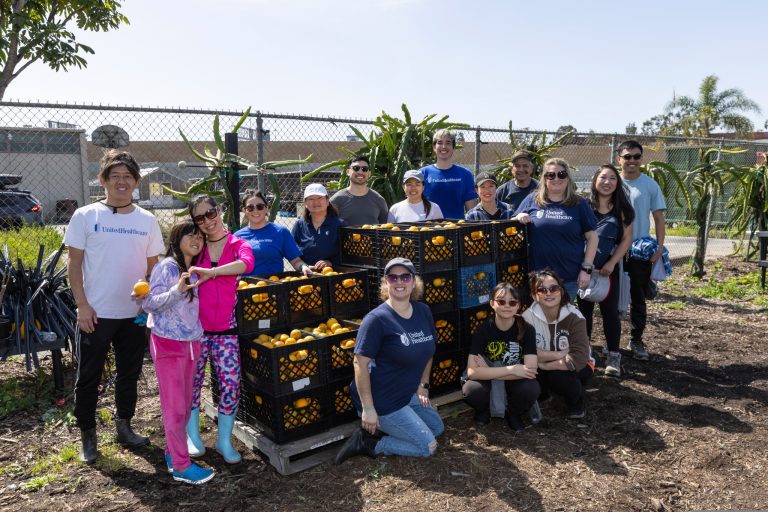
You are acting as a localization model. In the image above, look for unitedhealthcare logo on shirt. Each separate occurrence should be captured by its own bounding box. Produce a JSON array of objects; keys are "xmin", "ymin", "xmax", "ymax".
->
[
  {"xmin": 427, "ymin": 177, "xmax": 462, "ymax": 183},
  {"xmin": 400, "ymin": 330, "xmax": 434, "ymax": 346},
  {"xmin": 94, "ymin": 223, "xmax": 148, "ymax": 236},
  {"xmin": 400, "ymin": 333, "xmax": 410, "ymax": 346}
]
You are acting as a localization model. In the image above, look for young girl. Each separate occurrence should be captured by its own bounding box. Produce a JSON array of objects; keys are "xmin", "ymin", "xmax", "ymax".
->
[
  {"xmin": 577, "ymin": 165, "xmax": 635, "ymax": 378},
  {"xmin": 463, "ymin": 283, "xmax": 539, "ymax": 431},
  {"xmin": 142, "ymin": 222, "xmax": 214, "ymax": 485},
  {"xmin": 522, "ymin": 269, "xmax": 594, "ymax": 419}
]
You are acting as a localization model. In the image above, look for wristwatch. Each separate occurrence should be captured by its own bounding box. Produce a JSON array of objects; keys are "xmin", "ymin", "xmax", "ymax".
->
[
  {"xmin": 581, "ymin": 266, "xmax": 593, "ymax": 275},
  {"xmin": 419, "ymin": 382, "xmax": 430, "ymax": 390}
]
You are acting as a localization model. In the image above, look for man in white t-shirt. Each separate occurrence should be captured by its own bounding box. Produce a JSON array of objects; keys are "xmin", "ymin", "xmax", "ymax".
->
[{"xmin": 64, "ymin": 150, "xmax": 164, "ymax": 464}]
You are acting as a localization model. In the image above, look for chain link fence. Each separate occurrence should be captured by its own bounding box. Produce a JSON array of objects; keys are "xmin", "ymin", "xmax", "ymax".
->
[{"xmin": 1, "ymin": 101, "xmax": 767, "ymax": 267}]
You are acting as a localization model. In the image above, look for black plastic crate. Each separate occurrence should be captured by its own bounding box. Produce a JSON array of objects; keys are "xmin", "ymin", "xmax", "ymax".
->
[
  {"xmin": 254, "ymin": 271, "xmax": 329, "ymax": 326},
  {"xmin": 326, "ymin": 378, "xmax": 358, "ymax": 427},
  {"xmin": 421, "ymin": 269, "xmax": 458, "ymax": 314},
  {"xmin": 340, "ymin": 227, "xmax": 377, "ymax": 267},
  {"xmin": 376, "ymin": 225, "xmax": 458, "ymax": 273},
  {"xmin": 495, "ymin": 259, "xmax": 531, "ymax": 312},
  {"xmin": 432, "ymin": 310, "xmax": 460, "ymax": 353},
  {"xmin": 240, "ymin": 327, "xmax": 327, "ymax": 396},
  {"xmin": 325, "ymin": 266, "xmax": 371, "ymax": 317},
  {"xmin": 493, "ymin": 220, "xmax": 528, "ymax": 261},
  {"xmin": 236, "ymin": 277, "xmax": 285, "ymax": 335},
  {"xmin": 430, "ymin": 350, "xmax": 463, "ymax": 396},
  {"xmin": 456, "ymin": 222, "xmax": 494, "ymax": 266},
  {"xmin": 459, "ymin": 304, "xmax": 494, "ymax": 349},
  {"xmin": 240, "ymin": 383, "xmax": 330, "ymax": 444},
  {"xmin": 301, "ymin": 320, "xmax": 358, "ymax": 382},
  {"xmin": 458, "ymin": 263, "xmax": 496, "ymax": 308}
]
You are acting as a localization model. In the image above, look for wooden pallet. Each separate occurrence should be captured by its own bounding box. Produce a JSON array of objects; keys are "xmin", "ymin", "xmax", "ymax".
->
[{"xmin": 202, "ymin": 389, "xmax": 468, "ymax": 476}]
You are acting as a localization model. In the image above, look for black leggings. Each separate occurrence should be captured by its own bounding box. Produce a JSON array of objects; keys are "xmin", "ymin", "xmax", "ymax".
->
[
  {"xmin": 577, "ymin": 266, "xmax": 621, "ymax": 352},
  {"xmin": 625, "ymin": 257, "xmax": 653, "ymax": 342},
  {"xmin": 74, "ymin": 318, "xmax": 146, "ymax": 430},
  {"xmin": 537, "ymin": 366, "xmax": 593, "ymax": 408},
  {"xmin": 462, "ymin": 378, "xmax": 540, "ymax": 416}
]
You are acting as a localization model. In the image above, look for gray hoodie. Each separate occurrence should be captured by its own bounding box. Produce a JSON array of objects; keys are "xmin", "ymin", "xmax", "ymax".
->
[{"xmin": 522, "ymin": 302, "xmax": 593, "ymax": 371}]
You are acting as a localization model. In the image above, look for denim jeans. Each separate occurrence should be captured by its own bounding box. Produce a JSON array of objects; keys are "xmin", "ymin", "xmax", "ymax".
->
[
  {"xmin": 563, "ymin": 281, "xmax": 579, "ymax": 303},
  {"xmin": 375, "ymin": 394, "xmax": 444, "ymax": 457}
]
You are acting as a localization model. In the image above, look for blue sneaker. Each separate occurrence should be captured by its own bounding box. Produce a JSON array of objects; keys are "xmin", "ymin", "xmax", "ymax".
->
[
  {"xmin": 172, "ymin": 463, "xmax": 215, "ymax": 485},
  {"xmin": 165, "ymin": 454, "xmax": 173, "ymax": 474}
]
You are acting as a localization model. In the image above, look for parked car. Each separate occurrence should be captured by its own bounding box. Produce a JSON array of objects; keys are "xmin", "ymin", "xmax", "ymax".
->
[{"xmin": 0, "ymin": 190, "xmax": 44, "ymax": 229}]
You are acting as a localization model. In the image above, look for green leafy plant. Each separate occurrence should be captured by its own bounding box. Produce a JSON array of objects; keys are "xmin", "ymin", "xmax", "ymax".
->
[
  {"xmin": 302, "ymin": 104, "xmax": 467, "ymax": 205},
  {"xmin": 725, "ymin": 161, "xmax": 768, "ymax": 259},
  {"xmin": 166, "ymin": 108, "xmax": 313, "ymax": 230},
  {"xmin": 491, "ymin": 125, "xmax": 575, "ymax": 184},
  {"xmin": 0, "ymin": 226, "xmax": 63, "ymax": 268}
]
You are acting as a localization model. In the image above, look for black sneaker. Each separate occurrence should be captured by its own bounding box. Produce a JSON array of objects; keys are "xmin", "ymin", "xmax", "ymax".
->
[
  {"xmin": 566, "ymin": 404, "xmax": 586, "ymax": 420},
  {"xmin": 505, "ymin": 412, "xmax": 525, "ymax": 432},
  {"xmin": 473, "ymin": 410, "xmax": 491, "ymax": 426},
  {"xmin": 629, "ymin": 340, "xmax": 650, "ymax": 361}
]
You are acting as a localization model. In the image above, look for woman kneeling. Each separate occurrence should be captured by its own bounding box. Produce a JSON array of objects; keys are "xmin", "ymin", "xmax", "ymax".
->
[{"xmin": 335, "ymin": 258, "xmax": 444, "ymax": 464}]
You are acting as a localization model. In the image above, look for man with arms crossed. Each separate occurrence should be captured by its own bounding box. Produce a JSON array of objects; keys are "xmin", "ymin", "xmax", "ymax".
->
[
  {"xmin": 65, "ymin": 150, "xmax": 165, "ymax": 463},
  {"xmin": 618, "ymin": 140, "xmax": 666, "ymax": 361}
]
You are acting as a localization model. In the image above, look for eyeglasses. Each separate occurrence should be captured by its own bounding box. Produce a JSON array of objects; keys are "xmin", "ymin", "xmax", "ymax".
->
[
  {"xmin": 493, "ymin": 298, "xmax": 518, "ymax": 307},
  {"xmin": 385, "ymin": 273, "xmax": 413, "ymax": 284},
  {"xmin": 543, "ymin": 170, "xmax": 569, "ymax": 180},
  {"xmin": 350, "ymin": 165, "xmax": 370, "ymax": 172},
  {"xmin": 245, "ymin": 203, "xmax": 268, "ymax": 212},
  {"xmin": 192, "ymin": 207, "xmax": 218, "ymax": 224},
  {"xmin": 620, "ymin": 153, "xmax": 642, "ymax": 161},
  {"xmin": 536, "ymin": 285, "xmax": 562, "ymax": 295}
]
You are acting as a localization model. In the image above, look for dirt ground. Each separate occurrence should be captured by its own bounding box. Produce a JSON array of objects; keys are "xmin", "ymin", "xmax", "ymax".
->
[{"xmin": 1, "ymin": 256, "xmax": 767, "ymax": 512}]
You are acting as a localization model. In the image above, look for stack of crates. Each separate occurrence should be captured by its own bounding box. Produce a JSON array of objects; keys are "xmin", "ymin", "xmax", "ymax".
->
[
  {"xmin": 339, "ymin": 219, "xmax": 529, "ymax": 396},
  {"xmin": 229, "ymin": 266, "xmax": 370, "ymax": 444}
]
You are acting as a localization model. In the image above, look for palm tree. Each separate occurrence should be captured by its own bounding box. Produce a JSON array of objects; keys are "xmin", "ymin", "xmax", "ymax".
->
[{"xmin": 665, "ymin": 75, "xmax": 762, "ymax": 137}]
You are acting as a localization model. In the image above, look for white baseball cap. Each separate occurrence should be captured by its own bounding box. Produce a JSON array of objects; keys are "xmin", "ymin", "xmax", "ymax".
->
[{"xmin": 303, "ymin": 183, "xmax": 329, "ymax": 199}]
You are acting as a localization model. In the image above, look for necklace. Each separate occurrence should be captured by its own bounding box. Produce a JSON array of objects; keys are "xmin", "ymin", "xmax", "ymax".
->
[
  {"xmin": 208, "ymin": 233, "xmax": 228, "ymax": 243},
  {"xmin": 101, "ymin": 201, "xmax": 132, "ymax": 214}
]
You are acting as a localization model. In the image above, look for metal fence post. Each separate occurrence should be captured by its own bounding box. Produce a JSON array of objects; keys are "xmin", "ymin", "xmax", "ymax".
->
[
  {"xmin": 256, "ymin": 112, "xmax": 266, "ymax": 193},
  {"xmin": 610, "ymin": 135, "xmax": 616, "ymax": 163},
  {"xmin": 224, "ymin": 132, "xmax": 240, "ymax": 232},
  {"xmin": 474, "ymin": 128, "xmax": 481, "ymax": 174}
]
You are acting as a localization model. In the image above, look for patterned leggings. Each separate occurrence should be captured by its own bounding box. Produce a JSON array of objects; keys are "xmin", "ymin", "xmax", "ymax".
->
[{"xmin": 191, "ymin": 334, "xmax": 240, "ymax": 416}]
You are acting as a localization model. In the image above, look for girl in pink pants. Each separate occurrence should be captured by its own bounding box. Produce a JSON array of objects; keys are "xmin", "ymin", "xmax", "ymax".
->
[{"xmin": 142, "ymin": 222, "xmax": 214, "ymax": 485}]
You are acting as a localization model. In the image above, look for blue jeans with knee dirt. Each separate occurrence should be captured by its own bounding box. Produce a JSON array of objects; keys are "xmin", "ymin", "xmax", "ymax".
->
[{"xmin": 374, "ymin": 394, "xmax": 444, "ymax": 457}]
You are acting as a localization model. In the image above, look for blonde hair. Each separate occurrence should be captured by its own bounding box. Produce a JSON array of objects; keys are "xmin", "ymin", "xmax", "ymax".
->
[
  {"xmin": 379, "ymin": 275, "xmax": 424, "ymax": 301},
  {"xmin": 534, "ymin": 157, "xmax": 580, "ymax": 207}
]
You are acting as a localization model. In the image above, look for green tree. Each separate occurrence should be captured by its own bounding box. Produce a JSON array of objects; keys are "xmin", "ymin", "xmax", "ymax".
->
[
  {"xmin": 665, "ymin": 75, "xmax": 762, "ymax": 137},
  {"xmin": 0, "ymin": 0, "xmax": 129, "ymax": 100}
]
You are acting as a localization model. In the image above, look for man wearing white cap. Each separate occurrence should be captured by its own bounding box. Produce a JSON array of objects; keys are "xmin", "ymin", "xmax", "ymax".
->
[
  {"xmin": 387, "ymin": 170, "xmax": 444, "ymax": 223},
  {"xmin": 292, "ymin": 183, "xmax": 346, "ymax": 269}
]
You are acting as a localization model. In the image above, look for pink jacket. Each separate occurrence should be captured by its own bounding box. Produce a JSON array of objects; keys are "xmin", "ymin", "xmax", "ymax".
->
[{"xmin": 196, "ymin": 233, "xmax": 255, "ymax": 332}]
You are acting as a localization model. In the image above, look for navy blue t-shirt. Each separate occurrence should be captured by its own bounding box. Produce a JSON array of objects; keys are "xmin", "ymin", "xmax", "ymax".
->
[
  {"xmin": 350, "ymin": 301, "xmax": 437, "ymax": 415},
  {"xmin": 514, "ymin": 195, "xmax": 597, "ymax": 282},
  {"xmin": 291, "ymin": 215, "xmax": 346, "ymax": 265}
]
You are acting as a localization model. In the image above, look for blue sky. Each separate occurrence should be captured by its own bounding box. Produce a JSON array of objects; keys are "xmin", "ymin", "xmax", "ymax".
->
[{"xmin": 9, "ymin": 0, "xmax": 768, "ymax": 133}]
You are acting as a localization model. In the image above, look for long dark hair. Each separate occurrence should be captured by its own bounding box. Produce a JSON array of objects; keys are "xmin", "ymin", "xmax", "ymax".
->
[
  {"xmin": 589, "ymin": 164, "xmax": 635, "ymax": 226},
  {"xmin": 165, "ymin": 221, "xmax": 201, "ymax": 302},
  {"xmin": 188, "ymin": 194, "xmax": 219, "ymax": 218},
  {"xmin": 490, "ymin": 282, "xmax": 527, "ymax": 340},
  {"xmin": 529, "ymin": 268, "xmax": 570, "ymax": 306},
  {"xmin": 303, "ymin": 200, "xmax": 339, "ymax": 222}
]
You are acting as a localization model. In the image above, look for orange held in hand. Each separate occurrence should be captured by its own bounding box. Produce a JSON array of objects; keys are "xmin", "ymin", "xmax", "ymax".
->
[{"xmin": 133, "ymin": 281, "xmax": 150, "ymax": 296}]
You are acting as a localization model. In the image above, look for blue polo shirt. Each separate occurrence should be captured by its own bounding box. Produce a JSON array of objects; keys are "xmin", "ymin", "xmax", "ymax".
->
[
  {"xmin": 291, "ymin": 215, "xmax": 345, "ymax": 265},
  {"xmin": 234, "ymin": 223, "xmax": 302, "ymax": 276},
  {"xmin": 350, "ymin": 301, "xmax": 437, "ymax": 415}
]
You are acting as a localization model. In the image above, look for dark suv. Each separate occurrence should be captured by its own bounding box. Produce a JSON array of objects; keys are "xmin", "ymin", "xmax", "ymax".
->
[{"xmin": 0, "ymin": 176, "xmax": 43, "ymax": 229}]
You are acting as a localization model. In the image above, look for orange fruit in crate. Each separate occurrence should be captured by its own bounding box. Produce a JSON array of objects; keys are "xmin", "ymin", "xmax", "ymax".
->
[
  {"xmin": 340, "ymin": 339, "xmax": 356, "ymax": 349},
  {"xmin": 474, "ymin": 272, "xmax": 486, "ymax": 280},
  {"xmin": 352, "ymin": 233, "xmax": 361, "ymax": 241},
  {"xmin": 250, "ymin": 349, "xmax": 258, "ymax": 359},
  {"xmin": 470, "ymin": 230, "xmax": 483, "ymax": 240},
  {"xmin": 290, "ymin": 329, "xmax": 302, "ymax": 339},
  {"xmin": 435, "ymin": 319, "xmax": 447, "ymax": 328},
  {"xmin": 432, "ymin": 278, "xmax": 445, "ymax": 287},
  {"xmin": 341, "ymin": 278, "xmax": 357, "ymax": 288},
  {"xmin": 327, "ymin": 317, "xmax": 338, "ymax": 326},
  {"xmin": 255, "ymin": 280, "xmax": 268, "ymax": 287},
  {"xmin": 285, "ymin": 337, "xmax": 297, "ymax": 345},
  {"xmin": 420, "ymin": 227, "xmax": 431, "ymax": 231},
  {"xmin": 255, "ymin": 395, "xmax": 263, "ymax": 405},
  {"xmin": 476, "ymin": 311, "xmax": 488, "ymax": 319},
  {"xmin": 269, "ymin": 275, "xmax": 279, "ymax": 281},
  {"xmin": 297, "ymin": 284, "xmax": 314, "ymax": 295},
  {"xmin": 321, "ymin": 267, "xmax": 335, "ymax": 275},
  {"xmin": 505, "ymin": 226, "xmax": 518, "ymax": 235},
  {"xmin": 237, "ymin": 280, "xmax": 249, "ymax": 289},
  {"xmin": 251, "ymin": 293, "xmax": 269, "ymax": 303},
  {"xmin": 407, "ymin": 226, "xmax": 420, "ymax": 231},
  {"xmin": 132, "ymin": 281, "xmax": 150, "ymax": 296},
  {"xmin": 361, "ymin": 224, "xmax": 372, "ymax": 229},
  {"xmin": 508, "ymin": 265, "xmax": 519, "ymax": 273},
  {"xmin": 439, "ymin": 359, "xmax": 452, "ymax": 369},
  {"xmin": 391, "ymin": 236, "xmax": 402, "ymax": 245},
  {"xmin": 294, "ymin": 398, "xmax": 311, "ymax": 408}
]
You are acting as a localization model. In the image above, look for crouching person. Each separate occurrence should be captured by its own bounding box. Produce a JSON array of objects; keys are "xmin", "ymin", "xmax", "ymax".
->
[
  {"xmin": 463, "ymin": 283, "xmax": 540, "ymax": 431},
  {"xmin": 335, "ymin": 258, "xmax": 444, "ymax": 464}
]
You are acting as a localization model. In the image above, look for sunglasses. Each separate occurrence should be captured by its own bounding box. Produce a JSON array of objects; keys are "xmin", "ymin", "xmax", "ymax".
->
[
  {"xmin": 620, "ymin": 153, "xmax": 642, "ymax": 161},
  {"xmin": 245, "ymin": 203, "xmax": 268, "ymax": 212},
  {"xmin": 385, "ymin": 273, "xmax": 413, "ymax": 284},
  {"xmin": 536, "ymin": 285, "xmax": 562, "ymax": 295},
  {"xmin": 544, "ymin": 170, "xmax": 569, "ymax": 180},
  {"xmin": 350, "ymin": 165, "xmax": 370, "ymax": 172},
  {"xmin": 492, "ymin": 298, "xmax": 519, "ymax": 307},
  {"xmin": 192, "ymin": 207, "xmax": 218, "ymax": 224}
]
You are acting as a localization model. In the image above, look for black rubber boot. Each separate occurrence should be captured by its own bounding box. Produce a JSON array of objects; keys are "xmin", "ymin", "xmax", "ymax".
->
[
  {"xmin": 80, "ymin": 428, "xmax": 99, "ymax": 464},
  {"xmin": 115, "ymin": 418, "xmax": 149, "ymax": 448},
  {"xmin": 334, "ymin": 428, "xmax": 379, "ymax": 465}
]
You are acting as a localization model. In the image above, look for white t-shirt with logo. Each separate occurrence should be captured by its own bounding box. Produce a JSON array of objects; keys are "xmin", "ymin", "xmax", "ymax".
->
[
  {"xmin": 64, "ymin": 203, "xmax": 165, "ymax": 319},
  {"xmin": 387, "ymin": 199, "xmax": 444, "ymax": 223}
]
